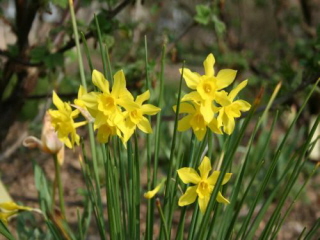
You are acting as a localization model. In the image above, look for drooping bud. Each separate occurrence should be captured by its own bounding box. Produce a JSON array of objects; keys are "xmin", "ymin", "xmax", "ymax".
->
[{"xmin": 23, "ymin": 112, "xmax": 64, "ymax": 162}]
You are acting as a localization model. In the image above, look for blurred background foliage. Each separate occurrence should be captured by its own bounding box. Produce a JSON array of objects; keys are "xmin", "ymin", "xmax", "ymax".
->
[{"xmin": 0, "ymin": 0, "xmax": 319, "ymax": 147}]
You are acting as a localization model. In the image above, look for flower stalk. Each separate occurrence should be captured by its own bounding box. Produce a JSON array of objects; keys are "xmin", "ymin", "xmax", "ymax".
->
[{"xmin": 53, "ymin": 154, "xmax": 66, "ymax": 217}]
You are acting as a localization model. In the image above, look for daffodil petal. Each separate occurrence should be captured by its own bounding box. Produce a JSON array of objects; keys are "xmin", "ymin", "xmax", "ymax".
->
[
  {"xmin": 207, "ymin": 171, "xmax": 232, "ymax": 186},
  {"xmin": 178, "ymin": 186, "xmax": 197, "ymax": 206},
  {"xmin": 120, "ymin": 120, "xmax": 135, "ymax": 142},
  {"xmin": 117, "ymin": 96, "xmax": 139, "ymax": 110},
  {"xmin": 200, "ymin": 100, "xmax": 214, "ymax": 123},
  {"xmin": 73, "ymin": 121, "xmax": 87, "ymax": 129},
  {"xmin": 178, "ymin": 115, "xmax": 192, "ymax": 131},
  {"xmin": 177, "ymin": 168, "xmax": 201, "ymax": 184},
  {"xmin": 193, "ymin": 127, "xmax": 207, "ymax": 141},
  {"xmin": 173, "ymin": 102, "xmax": 195, "ymax": 114},
  {"xmin": 94, "ymin": 112, "xmax": 109, "ymax": 127},
  {"xmin": 72, "ymin": 132, "xmax": 80, "ymax": 146},
  {"xmin": 141, "ymin": 104, "xmax": 161, "ymax": 115},
  {"xmin": 226, "ymin": 106, "xmax": 241, "ymax": 118},
  {"xmin": 81, "ymin": 92, "xmax": 99, "ymax": 110},
  {"xmin": 137, "ymin": 117, "xmax": 152, "ymax": 133},
  {"xmin": 215, "ymin": 91, "xmax": 230, "ymax": 106},
  {"xmin": 207, "ymin": 171, "xmax": 220, "ymax": 185},
  {"xmin": 198, "ymin": 195, "xmax": 210, "ymax": 214},
  {"xmin": 136, "ymin": 90, "xmax": 150, "ymax": 105},
  {"xmin": 233, "ymin": 100, "xmax": 251, "ymax": 112},
  {"xmin": 77, "ymin": 85, "xmax": 87, "ymax": 98},
  {"xmin": 92, "ymin": 69, "xmax": 109, "ymax": 93},
  {"xmin": 57, "ymin": 146, "xmax": 64, "ymax": 165},
  {"xmin": 221, "ymin": 173, "xmax": 232, "ymax": 185},
  {"xmin": 144, "ymin": 181, "xmax": 164, "ymax": 199},
  {"xmin": 180, "ymin": 68, "xmax": 201, "ymax": 89},
  {"xmin": 52, "ymin": 91, "xmax": 64, "ymax": 110},
  {"xmin": 0, "ymin": 202, "xmax": 32, "ymax": 211},
  {"xmin": 223, "ymin": 114, "xmax": 235, "ymax": 135},
  {"xmin": 203, "ymin": 53, "xmax": 215, "ymax": 77},
  {"xmin": 112, "ymin": 70, "xmax": 126, "ymax": 97},
  {"xmin": 228, "ymin": 80, "xmax": 248, "ymax": 101},
  {"xmin": 198, "ymin": 156, "xmax": 212, "ymax": 179},
  {"xmin": 216, "ymin": 191, "xmax": 230, "ymax": 204},
  {"xmin": 216, "ymin": 69, "xmax": 237, "ymax": 90},
  {"xmin": 181, "ymin": 91, "xmax": 202, "ymax": 103},
  {"xmin": 217, "ymin": 109, "xmax": 224, "ymax": 127},
  {"xmin": 208, "ymin": 118, "xmax": 222, "ymax": 134},
  {"xmin": 0, "ymin": 202, "xmax": 33, "ymax": 225}
]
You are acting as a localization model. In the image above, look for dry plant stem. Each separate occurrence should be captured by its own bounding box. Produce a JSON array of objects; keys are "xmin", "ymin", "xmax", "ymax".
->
[{"xmin": 53, "ymin": 154, "xmax": 66, "ymax": 217}]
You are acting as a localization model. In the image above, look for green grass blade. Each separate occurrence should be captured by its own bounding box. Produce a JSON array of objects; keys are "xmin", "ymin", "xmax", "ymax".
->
[
  {"xmin": 144, "ymin": 36, "xmax": 154, "ymax": 240},
  {"xmin": 304, "ymin": 217, "xmax": 320, "ymax": 240},
  {"xmin": 261, "ymin": 116, "xmax": 320, "ymax": 239},
  {"xmin": 69, "ymin": 3, "xmax": 104, "ymax": 235},
  {"xmin": 134, "ymin": 133, "xmax": 141, "ymax": 239},
  {"xmin": 152, "ymin": 45, "xmax": 166, "ymax": 239},
  {"xmin": 80, "ymin": 31, "xmax": 94, "ymax": 73},
  {"xmin": 272, "ymin": 162, "xmax": 318, "ymax": 239},
  {"xmin": 80, "ymin": 142, "xmax": 106, "ymax": 239},
  {"xmin": 223, "ymin": 112, "xmax": 278, "ymax": 239},
  {"xmin": 94, "ymin": 15, "xmax": 108, "ymax": 79},
  {"xmin": 161, "ymin": 62, "xmax": 185, "ymax": 238},
  {"xmin": 0, "ymin": 221, "xmax": 15, "ymax": 240},
  {"xmin": 68, "ymin": 0, "xmax": 87, "ymax": 89},
  {"xmin": 196, "ymin": 98, "xmax": 256, "ymax": 239}
]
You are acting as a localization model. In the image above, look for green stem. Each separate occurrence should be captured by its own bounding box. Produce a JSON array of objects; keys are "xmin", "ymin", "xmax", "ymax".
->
[
  {"xmin": 156, "ymin": 199, "xmax": 169, "ymax": 240},
  {"xmin": 68, "ymin": 0, "xmax": 86, "ymax": 89},
  {"xmin": 80, "ymin": 32, "xmax": 94, "ymax": 72},
  {"xmin": 52, "ymin": 168, "xmax": 57, "ymax": 213},
  {"xmin": 187, "ymin": 205, "xmax": 199, "ymax": 240},
  {"xmin": 127, "ymin": 140, "xmax": 135, "ymax": 238},
  {"xmin": 153, "ymin": 45, "xmax": 166, "ymax": 239},
  {"xmin": 69, "ymin": 0, "xmax": 102, "ymax": 208},
  {"xmin": 134, "ymin": 133, "xmax": 140, "ymax": 239},
  {"xmin": 160, "ymin": 61, "xmax": 185, "ymax": 239},
  {"xmin": 53, "ymin": 154, "xmax": 66, "ymax": 217},
  {"xmin": 94, "ymin": 15, "xmax": 108, "ymax": 79},
  {"xmin": 144, "ymin": 36, "xmax": 153, "ymax": 240},
  {"xmin": 117, "ymin": 139, "xmax": 128, "ymax": 238},
  {"xmin": 105, "ymin": 45, "xmax": 113, "ymax": 85}
]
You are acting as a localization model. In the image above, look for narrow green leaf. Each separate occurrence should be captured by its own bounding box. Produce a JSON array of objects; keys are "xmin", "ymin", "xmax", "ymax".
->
[{"xmin": 0, "ymin": 221, "xmax": 15, "ymax": 240}]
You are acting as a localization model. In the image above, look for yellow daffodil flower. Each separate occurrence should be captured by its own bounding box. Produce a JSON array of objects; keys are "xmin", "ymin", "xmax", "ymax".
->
[
  {"xmin": 174, "ymin": 102, "xmax": 221, "ymax": 141},
  {"xmin": 119, "ymin": 90, "xmax": 161, "ymax": 142},
  {"xmin": 180, "ymin": 53, "xmax": 237, "ymax": 122},
  {"xmin": 177, "ymin": 156, "xmax": 232, "ymax": 214},
  {"xmin": 49, "ymin": 91, "xmax": 87, "ymax": 149},
  {"xmin": 0, "ymin": 201, "xmax": 33, "ymax": 225},
  {"xmin": 82, "ymin": 69, "xmax": 138, "ymax": 126},
  {"xmin": 80, "ymin": 69, "xmax": 140, "ymax": 143},
  {"xmin": 215, "ymin": 80, "xmax": 251, "ymax": 134}
]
